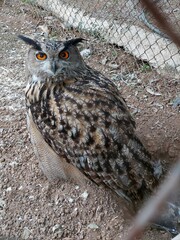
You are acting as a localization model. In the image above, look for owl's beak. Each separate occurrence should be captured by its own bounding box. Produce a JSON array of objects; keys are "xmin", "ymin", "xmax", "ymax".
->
[{"xmin": 51, "ymin": 62, "xmax": 58, "ymax": 74}]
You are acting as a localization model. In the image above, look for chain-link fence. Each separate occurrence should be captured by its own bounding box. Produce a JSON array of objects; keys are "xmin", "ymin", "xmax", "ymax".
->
[{"xmin": 27, "ymin": 0, "xmax": 180, "ymax": 75}]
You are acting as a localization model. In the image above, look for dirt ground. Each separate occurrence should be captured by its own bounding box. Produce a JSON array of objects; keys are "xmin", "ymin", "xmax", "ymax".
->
[{"xmin": 0, "ymin": 1, "xmax": 180, "ymax": 240}]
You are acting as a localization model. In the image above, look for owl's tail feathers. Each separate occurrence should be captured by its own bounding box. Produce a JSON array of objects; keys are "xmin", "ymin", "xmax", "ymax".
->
[{"xmin": 152, "ymin": 202, "xmax": 180, "ymax": 236}]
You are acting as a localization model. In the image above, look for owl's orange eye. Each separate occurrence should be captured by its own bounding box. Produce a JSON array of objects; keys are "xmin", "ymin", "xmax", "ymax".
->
[
  {"xmin": 36, "ymin": 52, "xmax": 47, "ymax": 61},
  {"xmin": 59, "ymin": 51, "xmax": 69, "ymax": 59}
]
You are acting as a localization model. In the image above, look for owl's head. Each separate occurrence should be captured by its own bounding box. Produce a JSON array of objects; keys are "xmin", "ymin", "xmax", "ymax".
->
[{"xmin": 18, "ymin": 35, "xmax": 86, "ymax": 81}]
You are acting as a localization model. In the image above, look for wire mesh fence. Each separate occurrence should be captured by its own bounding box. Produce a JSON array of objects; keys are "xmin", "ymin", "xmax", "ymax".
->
[{"xmin": 26, "ymin": 0, "xmax": 180, "ymax": 75}]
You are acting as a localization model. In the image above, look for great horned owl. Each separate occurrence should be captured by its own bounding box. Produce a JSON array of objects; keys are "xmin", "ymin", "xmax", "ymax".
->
[{"xmin": 18, "ymin": 35, "xmax": 179, "ymax": 235}]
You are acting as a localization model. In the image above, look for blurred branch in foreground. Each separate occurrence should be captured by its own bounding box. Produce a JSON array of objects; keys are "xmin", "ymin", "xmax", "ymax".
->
[
  {"xmin": 126, "ymin": 1, "xmax": 180, "ymax": 238},
  {"xmin": 140, "ymin": 0, "xmax": 180, "ymax": 47}
]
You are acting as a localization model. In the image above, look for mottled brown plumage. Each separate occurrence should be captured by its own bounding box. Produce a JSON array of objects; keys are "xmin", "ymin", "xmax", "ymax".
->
[
  {"xmin": 19, "ymin": 35, "xmax": 179, "ymax": 234},
  {"xmin": 21, "ymin": 35, "xmax": 161, "ymax": 204}
]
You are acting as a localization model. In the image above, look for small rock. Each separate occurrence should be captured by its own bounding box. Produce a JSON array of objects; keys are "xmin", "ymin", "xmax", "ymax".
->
[
  {"xmin": 22, "ymin": 227, "xmax": 31, "ymax": 239},
  {"xmin": 131, "ymin": 108, "xmax": 140, "ymax": 115},
  {"xmin": 80, "ymin": 49, "xmax": 91, "ymax": 58},
  {"xmin": 87, "ymin": 223, "xmax": 99, "ymax": 229},
  {"xmin": 72, "ymin": 207, "xmax": 78, "ymax": 217},
  {"xmin": 108, "ymin": 63, "xmax": 119, "ymax": 69},
  {"xmin": 153, "ymin": 103, "xmax": 163, "ymax": 109},
  {"xmin": 52, "ymin": 224, "xmax": 61, "ymax": 233},
  {"xmin": 28, "ymin": 195, "xmax": 34, "ymax": 200},
  {"xmin": 0, "ymin": 156, "xmax": 5, "ymax": 162},
  {"xmin": 0, "ymin": 198, "xmax": 5, "ymax": 209},
  {"xmin": 101, "ymin": 57, "xmax": 108, "ymax": 65},
  {"xmin": 9, "ymin": 161, "xmax": 18, "ymax": 167},
  {"xmin": 173, "ymin": 97, "xmax": 180, "ymax": 108},
  {"xmin": 44, "ymin": 16, "xmax": 54, "ymax": 20},
  {"xmin": 67, "ymin": 197, "xmax": 74, "ymax": 203},
  {"xmin": 80, "ymin": 190, "xmax": 89, "ymax": 200},
  {"xmin": 0, "ymin": 162, "xmax": 5, "ymax": 169},
  {"xmin": 54, "ymin": 193, "xmax": 59, "ymax": 205},
  {"xmin": 6, "ymin": 187, "xmax": 12, "ymax": 192}
]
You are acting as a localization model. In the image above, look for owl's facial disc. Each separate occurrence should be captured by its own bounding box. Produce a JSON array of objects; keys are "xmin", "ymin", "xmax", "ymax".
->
[
  {"xmin": 34, "ymin": 48, "xmax": 70, "ymax": 77},
  {"xmin": 18, "ymin": 35, "xmax": 86, "ymax": 80}
]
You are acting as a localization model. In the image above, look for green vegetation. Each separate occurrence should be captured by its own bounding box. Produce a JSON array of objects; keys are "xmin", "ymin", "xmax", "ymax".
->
[{"xmin": 141, "ymin": 62, "xmax": 151, "ymax": 72}]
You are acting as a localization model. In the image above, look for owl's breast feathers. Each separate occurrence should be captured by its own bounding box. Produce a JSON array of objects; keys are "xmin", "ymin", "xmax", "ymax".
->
[{"xmin": 25, "ymin": 71, "xmax": 159, "ymax": 204}]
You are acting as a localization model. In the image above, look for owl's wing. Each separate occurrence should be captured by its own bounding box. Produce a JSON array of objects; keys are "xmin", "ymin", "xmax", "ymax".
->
[
  {"xmin": 29, "ymin": 75, "xmax": 157, "ymax": 202},
  {"xmin": 27, "ymin": 108, "xmax": 87, "ymax": 183}
]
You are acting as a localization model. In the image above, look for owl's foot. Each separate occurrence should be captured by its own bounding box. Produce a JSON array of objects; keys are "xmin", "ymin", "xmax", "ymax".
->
[{"xmin": 152, "ymin": 202, "xmax": 180, "ymax": 236}]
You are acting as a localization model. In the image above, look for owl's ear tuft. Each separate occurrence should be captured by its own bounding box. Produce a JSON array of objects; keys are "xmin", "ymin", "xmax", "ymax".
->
[
  {"xmin": 64, "ymin": 38, "xmax": 85, "ymax": 49},
  {"xmin": 18, "ymin": 35, "xmax": 42, "ymax": 51}
]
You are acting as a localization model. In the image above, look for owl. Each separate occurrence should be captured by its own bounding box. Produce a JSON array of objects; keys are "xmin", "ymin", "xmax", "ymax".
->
[{"xmin": 18, "ymin": 35, "xmax": 179, "ymax": 235}]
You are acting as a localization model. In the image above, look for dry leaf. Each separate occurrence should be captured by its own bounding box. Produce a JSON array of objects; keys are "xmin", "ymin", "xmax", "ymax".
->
[{"xmin": 146, "ymin": 87, "xmax": 162, "ymax": 96}]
